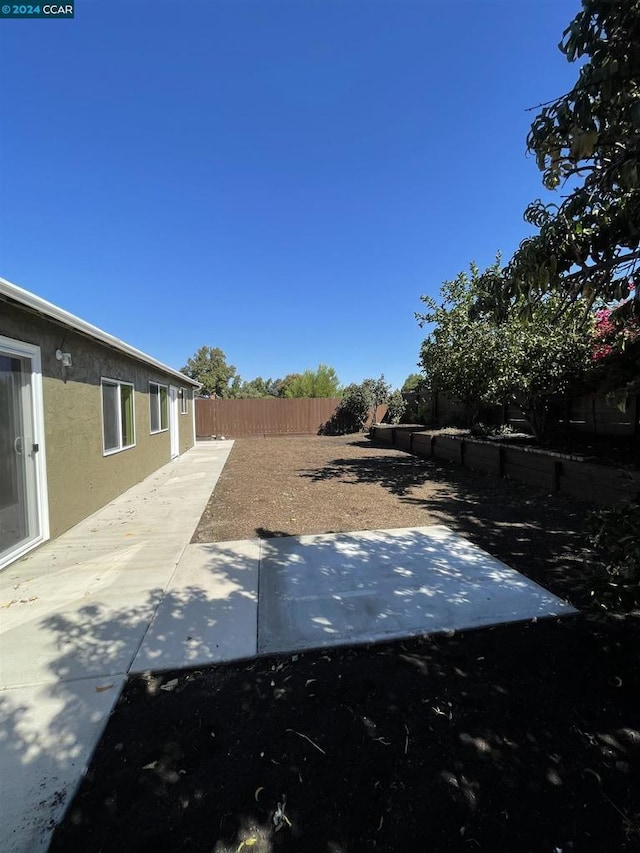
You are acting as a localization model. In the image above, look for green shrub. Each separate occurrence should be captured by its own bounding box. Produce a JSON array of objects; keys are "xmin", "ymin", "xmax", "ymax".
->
[
  {"xmin": 386, "ymin": 390, "xmax": 406, "ymax": 424},
  {"xmin": 325, "ymin": 384, "xmax": 370, "ymax": 433},
  {"xmin": 323, "ymin": 377, "xmax": 392, "ymax": 433},
  {"xmin": 415, "ymin": 402, "xmax": 432, "ymax": 425},
  {"xmin": 470, "ymin": 421, "xmax": 492, "ymax": 437},
  {"xmin": 587, "ymin": 503, "xmax": 640, "ymax": 609},
  {"xmin": 470, "ymin": 422, "xmax": 516, "ymax": 438}
]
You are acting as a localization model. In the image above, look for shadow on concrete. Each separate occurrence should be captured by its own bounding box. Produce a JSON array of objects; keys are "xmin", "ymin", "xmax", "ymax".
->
[
  {"xmin": 0, "ymin": 588, "xmax": 164, "ymax": 852},
  {"xmin": 299, "ymin": 442, "xmax": 590, "ymax": 610},
  {"xmin": 130, "ymin": 543, "xmax": 260, "ymax": 672},
  {"xmin": 253, "ymin": 527, "xmax": 576, "ymax": 655},
  {"xmin": 2, "ymin": 516, "xmax": 580, "ymax": 847},
  {"xmin": 0, "ymin": 541, "xmax": 259, "ymax": 851}
]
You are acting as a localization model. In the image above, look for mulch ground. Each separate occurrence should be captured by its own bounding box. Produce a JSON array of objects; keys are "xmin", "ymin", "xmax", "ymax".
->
[{"xmin": 50, "ymin": 436, "xmax": 640, "ymax": 852}]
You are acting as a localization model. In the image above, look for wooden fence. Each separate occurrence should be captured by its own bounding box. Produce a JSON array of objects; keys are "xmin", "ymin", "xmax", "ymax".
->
[
  {"xmin": 195, "ymin": 397, "xmax": 340, "ymax": 437},
  {"xmin": 556, "ymin": 394, "xmax": 639, "ymax": 436},
  {"xmin": 195, "ymin": 397, "xmax": 389, "ymax": 438}
]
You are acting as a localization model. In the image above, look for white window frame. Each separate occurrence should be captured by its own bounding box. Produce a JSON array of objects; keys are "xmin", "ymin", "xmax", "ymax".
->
[
  {"xmin": 101, "ymin": 378, "xmax": 136, "ymax": 456},
  {"xmin": 179, "ymin": 387, "xmax": 188, "ymax": 415},
  {"xmin": 149, "ymin": 381, "xmax": 169, "ymax": 434}
]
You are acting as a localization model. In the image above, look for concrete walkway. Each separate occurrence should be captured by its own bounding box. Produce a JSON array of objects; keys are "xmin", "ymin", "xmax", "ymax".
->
[
  {"xmin": 0, "ymin": 441, "xmax": 233, "ymax": 853},
  {"xmin": 0, "ymin": 440, "xmax": 577, "ymax": 852}
]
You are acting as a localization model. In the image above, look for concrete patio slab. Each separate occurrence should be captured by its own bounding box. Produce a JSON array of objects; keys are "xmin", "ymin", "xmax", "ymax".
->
[
  {"xmin": 0, "ymin": 675, "xmax": 126, "ymax": 853},
  {"xmin": 0, "ymin": 440, "xmax": 234, "ymax": 853},
  {"xmin": 257, "ymin": 526, "xmax": 578, "ymax": 655},
  {"xmin": 0, "ymin": 587, "xmax": 164, "ymax": 687},
  {"xmin": 131, "ymin": 540, "xmax": 260, "ymax": 673}
]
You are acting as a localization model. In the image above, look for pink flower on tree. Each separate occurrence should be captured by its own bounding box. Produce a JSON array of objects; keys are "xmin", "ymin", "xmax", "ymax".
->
[
  {"xmin": 592, "ymin": 308, "xmax": 615, "ymax": 361},
  {"xmin": 591, "ymin": 279, "xmax": 639, "ymax": 362}
]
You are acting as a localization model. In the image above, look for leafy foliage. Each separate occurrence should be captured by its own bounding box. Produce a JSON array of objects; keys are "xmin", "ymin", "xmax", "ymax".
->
[
  {"xmin": 588, "ymin": 289, "xmax": 640, "ymax": 393},
  {"xmin": 386, "ymin": 389, "xmax": 407, "ymax": 424},
  {"xmin": 332, "ymin": 383, "xmax": 372, "ymax": 433},
  {"xmin": 501, "ymin": 0, "xmax": 640, "ymax": 325},
  {"xmin": 181, "ymin": 346, "xmax": 237, "ymax": 397},
  {"xmin": 330, "ymin": 375, "xmax": 392, "ymax": 433},
  {"xmin": 469, "ymin": 422, "xmax": 515, "ymax": 438},
  {"xmin": 181, "ymin": 353, "xmax": 341, "ymax": 399},
  {"xmin": 231, "ymin": 377, "xmax": 281, "ymax": 398},
  {"xmin": 362, "ymin": 375, "xmax": 391, "ymax": 424},
  {"xmin": 418, "ymin": 262, "xmax": 501, "ymax": 425},
  {"xmin": 587, "ymin": 503, "xmax": 640, "ymax": 609},
  {"xmin": 280, "ymin": 364, "xmax": 342, "ymax": 398},
  {"xmin": 401, "ymin": 373, "xmax": 426, "ymax": 393},
  {"xmin": 417, "ymin": 260, "xmax": 594, "ymax": 438}
]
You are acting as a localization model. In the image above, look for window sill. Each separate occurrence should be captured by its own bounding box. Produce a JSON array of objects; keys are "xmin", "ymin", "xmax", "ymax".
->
[{"xmin": 103, "ymin": 443, "xmax": 136, "ymax": 457}]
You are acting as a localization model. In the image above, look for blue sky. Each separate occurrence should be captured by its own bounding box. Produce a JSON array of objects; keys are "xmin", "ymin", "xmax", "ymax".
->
[{"xmin": 1, "ymin": 0, "xmax": 580, "ymax": 390}]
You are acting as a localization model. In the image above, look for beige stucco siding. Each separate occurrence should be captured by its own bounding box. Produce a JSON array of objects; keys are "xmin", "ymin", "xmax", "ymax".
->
[
  {"xmin": 178, "ymin": 387, "xmax": 195, "ymax": 453},
  {"xmin": 1, "ymin": 302, "xmax": 196, "ymax": 538}
]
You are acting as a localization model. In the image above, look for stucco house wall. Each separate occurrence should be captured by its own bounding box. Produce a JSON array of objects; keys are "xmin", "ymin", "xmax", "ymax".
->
[{"xmin": 1, "ymin": 292, "xmax": 198, "ymax": 541}]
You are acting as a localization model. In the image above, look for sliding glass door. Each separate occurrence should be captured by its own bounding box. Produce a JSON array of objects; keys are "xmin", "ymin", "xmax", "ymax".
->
[{"xmin": 0, "ymin": 338, "xmax": 48, "ymax": 570}]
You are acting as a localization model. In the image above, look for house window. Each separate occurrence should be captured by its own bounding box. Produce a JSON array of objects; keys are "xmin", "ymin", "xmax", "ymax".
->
[
  {"xmin": 179, "ymin": 388, "xmax": 188, "ymax": 415},
  {"xmin": 101, "ymin": 379, "xmax": 135, "ymax": 454},
  {"xmin": 149, "ymin": 382, "xmax": 168, "ymax": 433}
]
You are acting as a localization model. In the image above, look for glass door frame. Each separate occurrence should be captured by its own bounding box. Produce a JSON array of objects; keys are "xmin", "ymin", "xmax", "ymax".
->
[{"xmin": 0, "ymin": 335, "xmax": 49, "ymax": 571}]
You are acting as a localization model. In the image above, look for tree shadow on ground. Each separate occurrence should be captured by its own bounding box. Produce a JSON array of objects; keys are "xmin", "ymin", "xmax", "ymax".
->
[
  {"xmin": 302, "ymin": 449, "xmax": 434, "ymax": 498},
  {"xmin": 8, "ymin": 521, "xmax": 635, "ymax": 852},
  {"xmin": 299, "ymin": 444, "xmax": 592, "ymax": 609},
  {"xmin": 6, "ymin": 437, "xmax": 637, "ymax": 853},
  {"xmin": 256, "ymin": 527, "xmax": 291, "ymax": 538},
  {"xmin": 49, "ymin": 614, "xmax": 640, "ymax": 852}
]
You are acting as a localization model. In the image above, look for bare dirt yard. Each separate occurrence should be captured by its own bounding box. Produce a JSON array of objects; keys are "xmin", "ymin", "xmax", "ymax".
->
[
  {"xmin": 194, "ymin": 434, "xmax": 589, "ymax": 607},
  {"xmin": 51, "ymin": 436, "xmax": 640, "ymax": 853}
]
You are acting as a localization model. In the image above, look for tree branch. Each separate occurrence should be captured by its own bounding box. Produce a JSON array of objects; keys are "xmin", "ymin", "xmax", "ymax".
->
[{"xmin": 562, "ymin": 250, "xmax": 640, "ymax": 285}]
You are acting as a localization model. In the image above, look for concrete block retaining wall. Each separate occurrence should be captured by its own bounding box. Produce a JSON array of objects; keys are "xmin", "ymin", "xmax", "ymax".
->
[{"xmin": 370, "ymin": 425, "xmax": 640, "ymax": 506}]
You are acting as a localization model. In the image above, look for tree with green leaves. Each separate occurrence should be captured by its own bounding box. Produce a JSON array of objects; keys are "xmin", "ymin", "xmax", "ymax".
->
[
  {"xmin": 402, "ymin": 373, "xmax": 425, "ymax": 393},
  {"xmin": 333, "ymin": 383, "xmax": 372, "ymax": 432},
  {"xmin": 280, "ymin": 364, "xmax": 342, "ymax": 398},
  {"xmin": 231, "ymin": 376, "xmax": 280, "ymax": 398},
  {"xmin": 273, "ymin": 374, "xmax": 300, "ymax": 398},
  {"xmin": 502, "ymin": 0, "xmax": 640, "ymax": 327},
  {"xmin": 362, "ymin": 375, "xmax": 391, "ymax": 425},
  {"xmin": 418, "ymin": 263, "xmax": 502, "ymax": 426},
  {"xmin": 418, "ymin": 261, "xmax": 594, "ymax": 439},
  {"xmin": 332, "ymin": 375, "xmax": 392, "ymax": 432},
  {"xmin": 386, "ymin": 389, "xmax": 407, "ymax": 424},
  {"xmin": 181, "ymin": 346, "xmax": 237, "ymax": 397}
]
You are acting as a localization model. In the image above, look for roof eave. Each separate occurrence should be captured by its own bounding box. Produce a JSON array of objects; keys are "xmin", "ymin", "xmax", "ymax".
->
[{"xmin": 0, "ymin": 276, "xmax": 201, "ymax": 388}]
